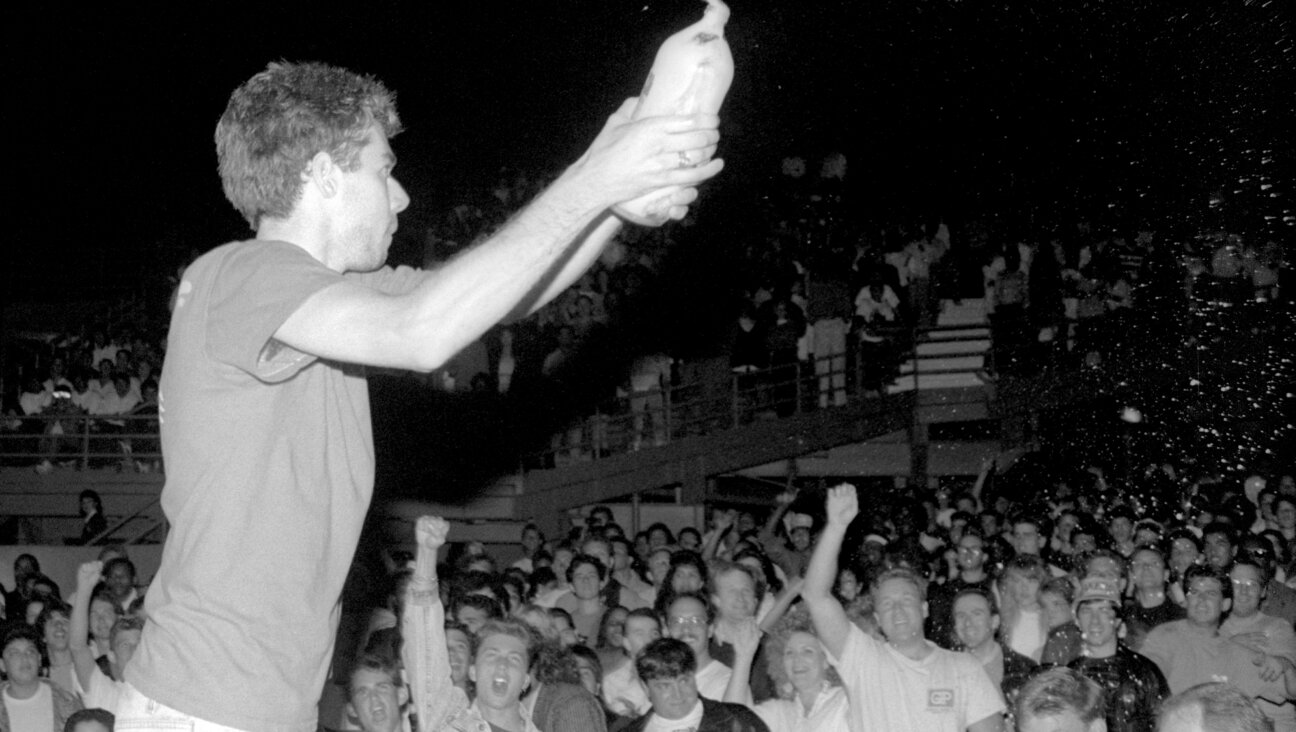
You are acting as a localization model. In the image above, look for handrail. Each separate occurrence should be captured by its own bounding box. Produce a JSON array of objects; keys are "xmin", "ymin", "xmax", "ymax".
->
[
  {"xmin": 84, "ymin": 495, "xmax": 166, "ymax": 547},
  {"xmin": 0, "ymin": 412, "xmax": 161, "ymax": 472}
]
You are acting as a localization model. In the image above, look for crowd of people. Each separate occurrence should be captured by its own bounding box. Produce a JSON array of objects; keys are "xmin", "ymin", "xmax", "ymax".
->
[{"xmin": 13, "ymin": 454, "xmax": 1296, "ymax": 731}]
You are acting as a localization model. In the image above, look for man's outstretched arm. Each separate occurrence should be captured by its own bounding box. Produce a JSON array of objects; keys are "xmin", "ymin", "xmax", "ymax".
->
[
  {"xmin": 802, "ymin": 484, "xmax": 858, "ymax": 659},
  {"xmin": 277, "ymin": 102, "xmax": 721, "ymax": 372},
  {"xmin": 401, "ymin": 515, "xmax": 468, "ymax": 731}
]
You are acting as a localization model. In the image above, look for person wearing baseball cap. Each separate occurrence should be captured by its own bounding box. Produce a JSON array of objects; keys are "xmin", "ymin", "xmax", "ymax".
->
[{"xmin": 1067, "ymin": 577, "xmax": 1170, "ymax": 732}]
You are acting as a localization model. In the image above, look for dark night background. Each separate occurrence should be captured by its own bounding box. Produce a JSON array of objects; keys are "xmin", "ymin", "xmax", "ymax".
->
[{"xmin": 7, "ymin": 0, "xmax": 1293, "ymax": 302}]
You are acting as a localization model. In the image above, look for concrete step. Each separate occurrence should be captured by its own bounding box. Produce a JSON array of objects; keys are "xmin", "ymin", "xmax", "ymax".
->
[
  {"xmin": 900, "ymin": 355, "xmax": 986, "ymax": 374},
  {"xmin": 937, "ymin": 298, "xmax": 988, "ymax": 326},
  {"xmin": 917, "ymin": 339, "xmax": 990, "ymax": 356},
  {"xmin": 888, "ymin": 371, "xmax": 987, "ymax": 392}
]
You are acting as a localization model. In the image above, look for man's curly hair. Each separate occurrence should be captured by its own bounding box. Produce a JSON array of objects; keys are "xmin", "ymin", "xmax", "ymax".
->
[{"xmin": 215, "ymin": 61, "xmax": 402, "ymax": 228}]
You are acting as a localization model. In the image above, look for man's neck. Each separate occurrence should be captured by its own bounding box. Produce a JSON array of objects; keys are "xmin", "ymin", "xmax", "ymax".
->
[
  {"xmin": 1083, "ymin": 641, "xmax": 1118, "ymax": 659},
  {"xmin": 888, "ymin": 635, "xmax": 932, "ymax": 661},
  {"xmin": 968, "ymin": 640, "xmax": 999, "ymax": 665},
  {"xmin": 2, "ymin": 679, "xmax": 40, "ymax": 700},
  {"xmin": 1185, "ymin": 619, "xmax": 1221, "ymax": 636},
  {"xmin": 48, "ymin": 647, "xmax": 72, "ymax": 665},
  {"xmin": 476, "ymin": 699, "xmax": 526, "ymax": 732},
  {"xmin": 960, "ymin": 567, "xmax": 987, "ymax": 583},
  {"xmin": 575, "ymin": 595, "xmax": 602, "ymax": 614}
]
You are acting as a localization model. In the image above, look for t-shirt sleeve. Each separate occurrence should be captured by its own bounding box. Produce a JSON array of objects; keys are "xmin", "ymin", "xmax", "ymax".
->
[
  {"xmin": 960, "ymin": 655, "xmax": 1007, "ymax": 725},
  {"xmin": 824, "ymin": 622, "xmax": 876, "ymax": 684},
  {"xmin": 206, "ymin": 242, "xmax": 345, "ymax": 382}
]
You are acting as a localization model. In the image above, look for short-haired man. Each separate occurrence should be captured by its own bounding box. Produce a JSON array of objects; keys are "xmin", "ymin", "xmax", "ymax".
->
[
  {"xmin": 1219, "ymin": 557, "xmax": 1296, "ymax": 730},
  {"xmin": 618, "ymin": 638, "xmax": 769, "ymax": 732},
  {"xmin": 1201, "ymin": 523, "xmax": 1237, "ymax": 571},
  {"xmin": 951, "ymin": 588, "xmax": 1036, "ymax": 707},
  {"xmin": 346, "ymin": 654, "xmax": 407, "ymax": 732},
  {"xmin": 708, "ymin": 561, "xmax": 772, "ymax": 703},
  {"xmin": 602, "ymin": 608, "xmax": 661, "ymax": 717},
  {"xmin": 1156, "ymin": 682, "xmax": 1275, "ymax": 732},
  {"xmin": 1015, "ymin": 667, "xmax": 1107, "ymax": 732},
  {"xmin": 1141, "ymin": 566, "xmax": 1276, "ymax": 699},
  {"xmin": 928, "ymin": 529, "xmax": 994, "ymax": 649},
  {"xmin": 1066, "ymin": 578, "xmax": 1169, "ymax": 732},
  {"xmin": 1, "ymin": 623, "xmax": 83, "ymax": 731},
  {"xmin": 403, "ymin": 516, "xmax": 542, "ymax": 732},
  {"xmin": 665, "ymin": 593, "xmax": 733, "ymax": 702},
  {"xmin": 128, "ymin": 59, "xmax": 720, "ymax": 732},
  {"xmin": 803, "ymin": 484, "xmax": 1005, "ymax": 731}
]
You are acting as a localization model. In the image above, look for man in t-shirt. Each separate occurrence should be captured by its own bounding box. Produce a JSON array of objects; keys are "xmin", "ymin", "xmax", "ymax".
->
[
  {"xmin": 124, "ymin": 61, "xmax": 722, "ymax": 732},
  {"xmin": 803, "ymin": 484, "xmax": 1005, "ymax": 732}
]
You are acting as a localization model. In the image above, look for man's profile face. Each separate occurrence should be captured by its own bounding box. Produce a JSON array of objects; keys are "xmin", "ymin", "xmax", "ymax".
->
[
  {"xmin": 469, "ymin": 632, "xmax": 531, "ymax": 711},
  {"xmin": 644, "ymin": 673, "xmax": 699, "ymax": 721},
  {"xmin": 330, "ymin": 126, "xmax": 410, "ymax": 273},
  {"xmin": 349, "ymin": 667, "xmax": 407, "ymax": 732},
  {"xmin": 445, "ymin": 627, "xmax": 471, "ymax": 686},
  {"xmin": 712, "ymin": 569, "xmax": 757, "ymax": 622},
  {"xmin": 952, "ymin": 593, "xmax": 996, "ymax": 650}
]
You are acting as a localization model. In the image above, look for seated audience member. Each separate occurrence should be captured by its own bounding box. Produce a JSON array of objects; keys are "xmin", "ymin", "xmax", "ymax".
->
[
  {"xmin": 346, "ymin": 653, "xmax": 408, "ymax": 732},
  {"xmin": 78, "ymin": 490, "xmax": 108, "ymax": 546},
  {"xmin": 748, "ymin": 606, "xmax": 848, "ymax": 732},
  {"xmin": 70, "ymin": 562, "xmax": 143, "ymax": 711},
  {"xmin": 63, "ymin": 708, "xmax": 115, "ymax": 732},
  {"xmin": 1066, "ymin": 577, "xmax": 1169, "ymax": 732},
  {"xmin": 1219, "ymin": 557, "xmax": 1296, "ymax": 731},
  {"xmin": 1015, "ymin": 666, "xmax": 1107, "ymax": 732},
  {"xmin": 803, "ymin": 484, "xmax": 1005, "ymax": 731},
  {"xmin": 951, "ymin": 588, "xmax": 1037, "ymax": 710},
  {"xmin": 665, "ymin": 592, "xmax": 733, "ymax": 702},
  {"xmin": 619, "ymin": 638, "xmax": 770, "ymax": 732},
  {"xmin": 1, "ymin": 623, "xmax": 84, "ymax": 729},
  {"xmin": 1140, "ymin": 565, "xmax": 1287, "ymax": 704},
  {"xmin": 602, "ymin": 608, "xmax": 661, "ymax": 718},
  {"xmin": 1157, "ymin": 682, "xmax": 1276, "ymax": 732}
]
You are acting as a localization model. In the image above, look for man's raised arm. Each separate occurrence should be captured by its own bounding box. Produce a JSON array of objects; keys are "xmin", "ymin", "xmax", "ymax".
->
[
  {"xmin": 277, "ymin": 103, "xmax": 722, "ymax": 373},
  {"xmin": 801, "ymin": 484, "xmax": 858, "ymax": 658},
  {"xmin": 401, "ymin": 515, "xmax": 468, "ymax": 731}
]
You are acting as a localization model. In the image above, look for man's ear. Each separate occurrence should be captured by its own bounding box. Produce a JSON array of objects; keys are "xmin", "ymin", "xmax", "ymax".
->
[
  {"xmin": 344, "ymin": 702, "xmax": 358, "ymax": 725},
  {"xmin": 468, "ymin": 663, "xmax": 477, "ymax": 684},
  {"xmin": 304, "ymin": 151, "xmax": 340, "ymax": 198},
  {"xmin": 1223, "ymin": 598, "xmax": 1232, "ymax": 613}
]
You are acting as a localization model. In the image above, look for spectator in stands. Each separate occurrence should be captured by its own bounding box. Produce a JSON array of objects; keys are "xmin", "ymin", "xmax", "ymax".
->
[
  {"xmin": 1, "ymin": 623, "xmax": 83, "ymax": 730},
  {"xmin": 64, "ymin": 708, "xmax": 115, "ymax": 732},
  {"xmin": 345, "ymin": 653, "xmax": 407, "ymax": 732},
  {"xmin": 1201, "ymin": 523, "xmax": 1237, "ymax": 572},
  {"xmin": 38, "ymin": 600, "xmax": 77, "ymax": 696},
  {"xmin": 950, "ymin": 588, "xmax": 1036, "ymax": 708},
  {"xmin": 512, "ymin": 523, "xmax": 545, "ymax": 574},
  {"xmin": 602, "ymin": 607, "xmax": 660, "ymax": 718},
  {"xmin": 1000, "ymin": 555, "xmax": 1050, "ymax": 663},
  {"xmin": 70, "ymin": 561, "xmax": 142, "ymax": 712},
  {"xmin": 1236, "ymin": 536, "xmax": 1296, "ymax": 626},
  {"xmin": 802, "ymin": 484, "xmax": 1005, "ymax": 731},
  {"xmin": 452, "ymin": 594, "xmax": 503, "ymax": 635},
  {"xmin": 78, "ymin": 490, "xmax": 107, "ymax": 545},
  {"xmin": 1219, "ymin": 557, "xmax": 1296, "ymax": 730},
  {"xmin": 654, "ymin": 550, "xmax": 709, "ymax": 617},
  {"xmin": 740, "ymin": 605, "xmax": 847, "ymax": 732},
  {"xmin": 1066, "ymin": 577, "xmax": 1169, "ymax": 732},
  {"xmin": 86, "ymin": 590, "xmax": 121, "ymax": 672},
  {"xmin": 558, "ymin": 554, "xmax": 611, "ymax": 644},
  {"xmin": 1140, "ymin": 566, "xmax": 1280, "ymax": 698},
  {"xmin": 708, "ymin": 561, "xmax": 771, "ymax": 703},
  {"xmin": 1157, "ymin": 682, "xmax": 1276, "ymax": 732},
  {"xmin": 569, "ymin": 644, "xmax": 625, "ymax": 730},
  {"xmin": 929, "ymin": 529, "xmax": 995, "ymax": 649},
  {"xmin": 759, "ymin": 491, "xmax": 812, "ymax": 581},
  {"xmin": 1015, "ymin": 667, "xmax": 1107, "ymax": 732},
  {"xmin": 100, "ymin": 558, "xmax": 139, "ymax": 615},
  {"xmin": 665, "ymin": 592, "xmax": 733, "ymax": 702},
  {"xmin": 619, "ymin": 638, "xmax": 769, "ymax": 732},
  {"xmin": 1124, "ymin": 544, "xmax": 1185, "ymax": 652}
]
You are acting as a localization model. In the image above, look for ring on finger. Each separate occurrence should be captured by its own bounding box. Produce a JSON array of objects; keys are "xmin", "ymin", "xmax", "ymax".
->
[{"xmin": 677, "ymin": 150, "xmax": 691, "ymax": 168}]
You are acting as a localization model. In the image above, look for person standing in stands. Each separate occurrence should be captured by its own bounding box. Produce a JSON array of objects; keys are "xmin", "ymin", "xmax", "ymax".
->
[{"xmin": 123, "ymin": 60, "xmax": 721, "ymax": 732}]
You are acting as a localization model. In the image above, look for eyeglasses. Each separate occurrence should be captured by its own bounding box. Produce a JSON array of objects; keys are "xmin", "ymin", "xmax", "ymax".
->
[
  {"xmin": 1186, "ymin": 588, "xmax": 1223, "ymax": 599},
  {"xmin": 1231, "ymin": 579, "xmax": 1263, "ymax": 591},
  {"xmin": 958, "ymin": 547, "xmax": 984, "ymax": 555},
  {"xmin": 669, "ymin": 616, "xmax": 707, "ymax": 627}
]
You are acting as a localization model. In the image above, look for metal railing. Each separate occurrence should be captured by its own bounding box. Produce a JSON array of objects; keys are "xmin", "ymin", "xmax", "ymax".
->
[
  {"xmin": 527, "ymin": 321, "xmax": 996, "ymax": 468},
  {"xmin": 0, "ymin": 413, "xmax": 162, "ymax": 472}
]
